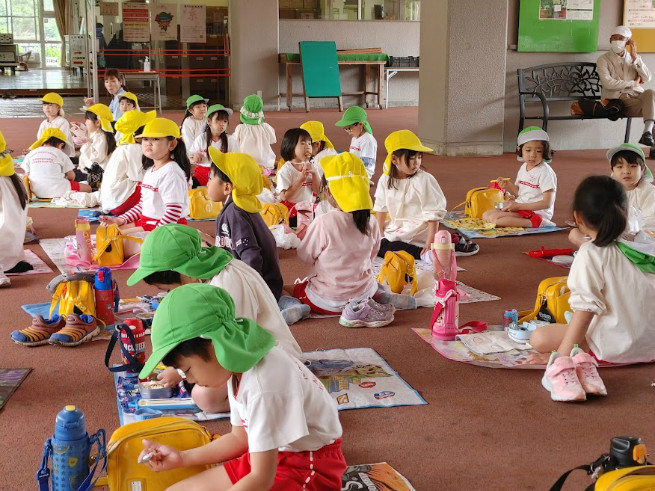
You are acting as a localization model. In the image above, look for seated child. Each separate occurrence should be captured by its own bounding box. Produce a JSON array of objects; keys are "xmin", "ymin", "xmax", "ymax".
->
[
  {"xmin": 138, "ymin": 284, "xmax": 345, "ymax": 490},
  {"xmin": 233, "ymin": 94, "xmax": 277, "ymax": 173},
  {"xmin": 22, "ymin": 128, "xmax": 92, "ymax": 198},
  {"xmin": 188, "ymin": 104, "xmax": 240, "ymax": 187},
  {"xmin": 113, "ymin": 91, "xmax": 138, "ymax": 143},
  {"xmin": 37, "ymin": 92, "xmax": 75, "ymax": 157},
  {"xmin": 100, "ymin": 117, "xmax": 190, "ymax": 232},
  {"xmin": 0, "ymin": 131, "xmax": 31, "ymax": 288},
  {"xmin": 300, "ymin": 120, "xmax": 337, "ymax": 171},
  {"xmin": 529, "ymin": 176, "xmax": 655, "ymax": 402},
  {"xmin": 335, "ymin": 106, "xmax": 377, "ymax": 183},
  {"xmin": 295, "ymin": 152, "xmax": 395, "ymax": 327},
  {"xmin": 207, "ymin": 148, "xmax": 310, "ymax": 325},
  {"xmin": 127, "ymin": 224, "xmax": 302, "ymax": 413},
  {"xmin": 180, "ymin": 95, "xmax": 208, "ymax": 148},
  {"xmin": 482, "ymin": 126, "xmax": 557, "ymax": 228},
  {"xmin": 77, "ymin": 104, "xmax": 116, "ymax": 190},
  {"xmin": 99, "ymin": 110, "xmax": 156, "ymax": 214},
  {"xmin": 276, "ymin": 128, "xmax": 320, "ymax": 209}
]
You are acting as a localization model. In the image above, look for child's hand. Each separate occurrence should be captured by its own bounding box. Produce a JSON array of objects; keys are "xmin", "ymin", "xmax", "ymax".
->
[
  {"xmin": 139, "ymin": 439, "xmax": 184, "ymax": 472},
  {"xmin": 99, "ymin": 215, "xmax": 125, "ymax": 226},
  {"xmin": 157, "ymin": 367, "xmax": 183, "ymax": 388},
  {"xmin": 83, "ymin": 97, "xmax": 94, "ymax": 106},
  {"xmin": 503, "ymin": 200, "xmax": 520, "ymax": 212},
  {"xmin": 495, "ymin": 177, "xmax": 508, "ymax": 190},
  {"xmin": 525, "ymin": 352, "xmax": 550, "ymax": 365}
]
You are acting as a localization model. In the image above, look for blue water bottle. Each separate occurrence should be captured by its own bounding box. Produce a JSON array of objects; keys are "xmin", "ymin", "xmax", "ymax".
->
[{"xmin": 37, "ymin": 405, "xmax": 106, "ymax": 491}]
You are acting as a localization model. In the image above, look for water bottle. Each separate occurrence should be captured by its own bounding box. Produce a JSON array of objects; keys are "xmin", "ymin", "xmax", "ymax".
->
[
  {"xmin": 120, "ymin": 318, "xmax": 146, "ymax": 374},
  {"xmin": 74, "ymin": 218, "xmax": 93, "ymax": 264},
  {"xmin": 94, "ymin": 267, "xmax": 116, "ymax": 326},
  {"xmin": 143, "ymin": 56, "xmax": 151, "ymax": 72}
]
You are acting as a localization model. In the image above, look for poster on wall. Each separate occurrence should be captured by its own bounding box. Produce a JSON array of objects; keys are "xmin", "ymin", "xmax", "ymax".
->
[
  {"xmin": 180, "ymin": 5, "xmax": 206, "ymax": 43},
  {"xmin": 538, "ymin": 0, "xmax": 593, "ymax": 21},
  {"xmin": 123, "ymin": 2, "xmax": 150, "ymax": 42},
  {"xmin": 99, "ymin": 2, "xmax": 119, "ymax": 17},
  {"xmin": 151, "ymin": 4, "xmax": 177, "ymax": 41},
  {"xmin": 625, "ymin": 0, "xmax": 655, "ymax": 28}
]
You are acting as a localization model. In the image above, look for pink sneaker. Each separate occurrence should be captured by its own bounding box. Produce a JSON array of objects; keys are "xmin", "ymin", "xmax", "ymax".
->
[
  {"xmin": 570, "ymin": 346, "xmax": 607, "ymax": 396},
  {"xmin": 541, "ymin": 352, "xmax": 586, "ymax": 402}
]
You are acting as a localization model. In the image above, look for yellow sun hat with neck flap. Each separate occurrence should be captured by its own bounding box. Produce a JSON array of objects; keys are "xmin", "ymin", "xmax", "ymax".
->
[
  {"xmin": 320, "ymin": 152, "xmax": 372, "ymax": 212},
  {"xmin": 300, "ymin": 121, "xmax": 334, "ymax": 149},
  {"xmin": 0, "ymin": 130, "xmax": 14, "ymax": 177},
  {"xmin": 86, "ymin": 103, "xmax": 114, "ymax": 132},
  {"xmin": 114, "ymin": 110, "xmax": 157, "ymax": 145},
  {"xmin": 383, "ymin": 130, "xmax": 433, "ymax": 175},
  {"xmin": 208, "ymin": 148, "xmax": 263, "ymax": 213}
]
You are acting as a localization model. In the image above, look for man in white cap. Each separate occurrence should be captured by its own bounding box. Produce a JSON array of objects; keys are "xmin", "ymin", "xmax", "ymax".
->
[{"xmin": 597, "ymin": 25, "xmax": 655, "ymax": 147}]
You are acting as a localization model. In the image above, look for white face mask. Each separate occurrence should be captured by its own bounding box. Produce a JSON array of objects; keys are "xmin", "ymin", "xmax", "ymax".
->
[{"xmin": 611, "ymin": 40, "xmax": 626, "ymax": 54}]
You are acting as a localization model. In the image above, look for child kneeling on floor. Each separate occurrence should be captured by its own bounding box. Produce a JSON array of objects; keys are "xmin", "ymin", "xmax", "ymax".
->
[
  {"xmin": 295, "ymin": 152, "xmax": 396, "ymax": 327},
  {"xmin": 138, "ymin": 284, "xmax": 346, "ymax": 490},
  {"xmin": 528, "ymin": 175, "xmax": 655, "ymax": 402},
  {"xmin": 126, "ymin": 224, "xmax": 302, "ymax": 413}
]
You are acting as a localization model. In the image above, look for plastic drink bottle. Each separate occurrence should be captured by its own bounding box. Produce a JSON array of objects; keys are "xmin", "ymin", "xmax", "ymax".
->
[
  {"xmin": 49, "ymin": 406, "xmax": 91, "ymax": 490},
  {"xmin": 94, "ymin": 267, "xmax": 115, "ymax": 326},
  {"xmin": 74, "ymin": 217, "xmax": 93, "ymax": 264},
  {"xmin": 143, "ymin": 56, "xmax": 151, "ymax": 72},
  {"xmin": 431, "ymin": 230, "xmax": 457, "ymax": 281},
  {"xmin": 120, "ymin": 318, "xmax": 146, "ymax": 374},
  {"xmin": 430, "ymin": 230, "xmax": 459, "ymax": 340}
]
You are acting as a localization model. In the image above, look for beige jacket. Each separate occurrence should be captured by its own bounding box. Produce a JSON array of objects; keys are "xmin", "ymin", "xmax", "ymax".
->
[{"xmin": 597, "ymin": 50, "xmax": 651, "ymax": 99}]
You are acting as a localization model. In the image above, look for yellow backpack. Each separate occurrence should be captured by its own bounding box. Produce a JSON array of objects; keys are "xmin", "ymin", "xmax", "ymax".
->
[
  {"xmin": 48, "ymin": 274, "xmax": 97, "ymax": 318},
  {"xmin": 453, "ymin": 187, "xmax": 504, "ymax": 219},
  {"xmin": 377, "ymin": 250, "xmax": 418, "ymax": 296},
  {"xmin": 94, "ymin": 417, "xmax": 215, "ymax": 491},
  {"xmin": 594, "ymin": 466, "xmax": 655, "ymax": 491},
  {"xmin": 94, "ymin": 224, "xmax": 143, "ymax": 267},
  {"xmin": 260, "ymin": 202, "xmax": 289, "ymax": 227},
  {"xmin": 518, "ymin": 276, "xmax": 570, "ymax": 324},
  {"xmin": 188, "ymin": 187, "xmax": 223, "ymax": 220}
]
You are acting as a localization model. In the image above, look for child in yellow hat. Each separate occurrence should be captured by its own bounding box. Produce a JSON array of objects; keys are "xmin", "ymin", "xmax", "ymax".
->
[
  {"xmin": 76, "ymin": 104, "xmax": 116, "ymax": 190},
  {"xmin": 207, "ymin": 148, "xmax": 311, "ymax": 325},
  {"xmin": 295, "ymin": 152, "xmax": 396, "ymax": 326},
  {"xmin": 0, "ymin": 130, "xmax": 31, "ymax": 287},
  {"xmin": 100, "ymin": 110, "xmax": 156, "ymax": 214},
  {"xmin": 22, "ymin": 128, "xmax": 92, "ymax": 198},
  {"xmin": 335, "ymin": 106, "xmax": 377, "ymax": 184},
  {"xmin": 100, "ymin": 117, "xmax": 190, "ymax": 231},
  {"xmin": 37, "ymin": 92, "xmax": 75, "ymax": 157},
  {"xmin": 300, "ymin": 120, "xmax": 337, "ymax": 170}
]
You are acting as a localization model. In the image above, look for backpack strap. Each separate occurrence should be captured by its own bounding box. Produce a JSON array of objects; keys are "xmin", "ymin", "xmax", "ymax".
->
[
  {"xmin": 549, "ymin": 454, "xmax": 611, "ymax": 491},
  {"xmin": 104, "ymin": 324, "xmax": 144, "ymax": 373},
  {"xmin": 36, "ymin": 439, "xmax": 52, "ymax": 491},
  {"xmin": 77, "ymin": 429, "xmax": 107, "ymax": 491}
]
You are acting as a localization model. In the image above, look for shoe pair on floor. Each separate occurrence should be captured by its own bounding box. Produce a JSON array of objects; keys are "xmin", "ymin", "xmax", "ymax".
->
[
  {"xmin": 542, "ymin": 345, "xmax": 607, "ymax": 402},
  {"xmin": 10, "ymin": 313, "xmax": 100, "ymax": 347},
  {"xmin": 339, "ymin": 298, "xmax": 395, "ymax": 328}
]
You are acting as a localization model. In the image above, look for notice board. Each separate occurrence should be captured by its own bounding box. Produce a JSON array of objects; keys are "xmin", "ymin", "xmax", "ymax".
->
[
  {"xmin": 299, "ymin": 41, "xmax": 342, "ymax": 98},
  {"xmin": 518, "ymin": 0, "xmax": 601, "ymax": 52},
  {"xmin": 624, "ymin": 0, "xmax": 655, "ymax": 53}
]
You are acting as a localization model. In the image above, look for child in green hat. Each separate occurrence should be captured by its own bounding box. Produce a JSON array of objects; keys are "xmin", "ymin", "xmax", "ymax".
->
[
  {"xmin": 137, "ymin": 284, "xmax": 345, "ymax": 489},
  {"xmin": 335, "ymin": 105, "xmax": 377, "ymax": 184},
  {"xmin": 127, "ymin": 224, "xmax": 302, "ymax": 412},
  {"xmin": 233, "ymin": 94, "xmax": 277, "ymax": 174},
  {"xmin": 180, "ymin": 95, "xmax": 209, "ymax": 148}
]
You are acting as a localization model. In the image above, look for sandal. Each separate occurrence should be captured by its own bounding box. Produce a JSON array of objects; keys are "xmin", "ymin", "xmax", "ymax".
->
[
  {"xmin": 451, "ymin": 233, "xmax": 480, "ymax": 256},
  {"xmin": 10, "ymin": 315, "xmax": 66, "ymax": 347},
  {"xmin": 49, "ymin": 314, "xmax": 100, "ymax": 347}
]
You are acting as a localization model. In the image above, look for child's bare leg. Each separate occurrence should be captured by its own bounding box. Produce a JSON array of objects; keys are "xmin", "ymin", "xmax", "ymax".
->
[
  {"xmin": 78, "ymin": 183, "xmax": 93, "ymax": 193},
  {"xmin": 118, "ymin": 225, "xmax": 145, "ymax": 256},
  {"xmin": 167, "ymin": 465, "xmax": 233, "ymax": 491},
  {"xmin": 492, "ymin": 212, "xmax": 532, "ymax": 228},
  {"xmin": 530, "ymin": 323, "xmax": 590, "ymax": 353},
  {"xmin": 191, "ymin": 384, "xmax": 230, "ymax": 413}
]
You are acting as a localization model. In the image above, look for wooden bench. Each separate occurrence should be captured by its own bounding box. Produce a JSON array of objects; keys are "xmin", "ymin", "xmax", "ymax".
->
[{"xmin": 517, "ymin": 62, "xmax": 632, "ymax": 143}]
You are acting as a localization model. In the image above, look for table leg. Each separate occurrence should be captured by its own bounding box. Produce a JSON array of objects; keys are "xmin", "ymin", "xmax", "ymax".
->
[
  {"xmin": 286, "ymin": 63, "xmax": 292, "ymax": 111},
  {"xmin": 377, "ymin": 64, "xmax": 383, "ymax": 109}
]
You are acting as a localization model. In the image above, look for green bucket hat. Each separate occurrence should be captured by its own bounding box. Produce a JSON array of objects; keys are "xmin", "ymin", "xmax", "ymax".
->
[
  {"xmin": 127, "ymin": 224, "xmax": 233, "ymax": 286},
  {"xmin": 139, "ymin": 283, "xmax": 275, "ymax": 378},
  {"xmin": 240, "ymin": 94, "xmax": 264, "ymax": 125},
  {"xmin": 207, "ymin": 103, "xmax": 233, "ymax": 119},
  {"xmin": 335, "ymin": 106, "xmax": 372, "ymax": 135},
  {"xmin": 186, "ymin": 94, "xmax": 209, "ymax": 109}
]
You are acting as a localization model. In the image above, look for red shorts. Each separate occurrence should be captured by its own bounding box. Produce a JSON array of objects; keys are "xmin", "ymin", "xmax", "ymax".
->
[
  {"xmin": 517, "ymin": 210, "xmax": 543, "ymax": 228},
  {"xmin": 224, "ymin": 439, "xmax": 345, "ymax": 490},
  {"xmin": 110, "ymin": 185, "xmax": 141, "ymax": 216},
  {"xmin": 293, "ymin": 280, "xmax": 341, "ymax": 316},
  {"xmin": 69, "ymin": 180, "xmax": 81, "ymax": 192},
  {"xmin": 193, "ymin": 165, "xmax": 210, "ymax": 186},
  {"xmin": 134, "ymin": 215, "xmax": 188, "ymax": 232}
]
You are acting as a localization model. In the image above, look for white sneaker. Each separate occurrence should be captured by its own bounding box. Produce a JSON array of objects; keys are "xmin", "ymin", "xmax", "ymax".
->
[
  {"xmin": 540, "ymin": 218, "xmax": 556, "ymax": 228},
  {"xmin": 0, "ymin": 272, "xmax": 10, "ymax": 288}
]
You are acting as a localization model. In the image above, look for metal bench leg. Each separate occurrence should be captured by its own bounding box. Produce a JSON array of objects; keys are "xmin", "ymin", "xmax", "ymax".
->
[{"xmin": 624, "ymin": 117, "xmax": 632, "ymax": 143}]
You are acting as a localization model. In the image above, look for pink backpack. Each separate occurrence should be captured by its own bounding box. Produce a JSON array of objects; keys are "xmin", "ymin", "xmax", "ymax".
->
[{"xmin": 292, "ymin": 200, "xmax": 314, "ymax": 240}]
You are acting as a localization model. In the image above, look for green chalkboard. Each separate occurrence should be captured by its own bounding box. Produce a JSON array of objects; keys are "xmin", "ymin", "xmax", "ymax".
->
[
  {"xmin": 518, "ymin": 0, "xmax": 601, "ymax": 53},
  {"xmin": 299, "ymin": 41, "xmax": 342, "ymax": 98}
]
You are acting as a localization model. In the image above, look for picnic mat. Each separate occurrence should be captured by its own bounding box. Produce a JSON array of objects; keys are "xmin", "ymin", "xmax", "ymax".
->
[
  {"xmin": 0, "ymin": 368, "xmax": 32, "ymax": 410},
  {"xmin": 5, "ymin": 249, "xmax": 53, "ymax": 276},
  {"xmin": 40, "ymin": 237, "xmax": 141, "ymax": 274},
  {"xmin": 303, "ymin": 348, "xmax": 426, "ymax": 410},
  {"xmin": 442, "ymin": 211, "xmax": 565, "ymax": 239},
  {"xmin": 341, "ymin": 462, "xmax": 416, "ymax": 491}
]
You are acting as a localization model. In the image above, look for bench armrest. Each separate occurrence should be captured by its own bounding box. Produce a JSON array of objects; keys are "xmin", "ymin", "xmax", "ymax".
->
[{"xmin": 518, "ymin": 90, "xmax": 549, "ymax": 131}]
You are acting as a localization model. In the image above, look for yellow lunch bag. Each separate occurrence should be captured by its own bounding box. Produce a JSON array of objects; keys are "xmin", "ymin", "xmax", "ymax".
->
[
  {"xmin": 452, "ymin": 187, "xmax": 504, "ymax": 219},
  {"xmin": 377, "ymin": 250, "xmax": 418, "ymax": 296},
  {"xmin": 94, "ymin": 223, "xmax": 143, "ymax": 267},
  {"xmin": 260, "ymin": 202, "xmax": 289, "ymax": 227},
  {"xmin": 94, "ymin": 417, "xmax": 215, "ymax": 491},
  {"xmin": 188, "ymin": 187, "xmax": 223, "ymax": 220},
  {"xmin": 518, "ymin": 276, "xmax": 570, "ymax": 324}
]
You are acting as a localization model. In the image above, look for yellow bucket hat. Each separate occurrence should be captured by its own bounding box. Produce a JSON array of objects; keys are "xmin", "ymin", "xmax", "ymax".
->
[
  {"xmin": 320, "ymin": 153, "xmax": 372, "ymax": 212},
  {"xmin": 30, "ymin": 128, "xmax": 74, "ymax": 155},
  {"xmin": 300, "ymin": 121, "xmax": 334, "ymax": 149},
  {"xmin": 86, "ymin": 103, "xmax": 114, "ymax": 132},
  {"xmin": 138, "ymin": 118, "xmax": 180, "ymax": 139},
  {"xmin": 40, "ymin": 92, "xmax": 64, "ymax": 107},
  {"xmin": 208, "ymin": 147, "xmax": 263, "ymax": 213},
  {"xmin": 120, "ymin": 91, "xmax": 139, "ymax": 106},
  {"xmin": 383, "ymin": 130, "xmax": 433, "ymax": 175},
  {"xmin": 0, "ymin": 130, "xmax": 14, "ymax": 177},
  {"xmin": 114, "ymin": 110, "xmax": 157, "ymax": 144}
]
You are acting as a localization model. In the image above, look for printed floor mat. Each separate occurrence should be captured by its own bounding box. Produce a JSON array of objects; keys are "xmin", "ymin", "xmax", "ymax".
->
[
  {"xmin": 0, "ymin": 368, "xmax": 32, "ymax": 410},
  {"xmin": 442, "ymin": 211, "xmax": 565, "ymax": 239},
  {"xmin": 341, "ymin": 462, "xmax": 416, "ymax": 491},
  {"xmin": 5, "ymin": 249, "xmax": 53, "ymax": 276}
]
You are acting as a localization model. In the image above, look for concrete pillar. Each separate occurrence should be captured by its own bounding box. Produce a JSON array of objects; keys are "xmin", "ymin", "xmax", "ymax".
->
[
  {"xmin": 418, "ymin": 0, "xmax": 508, "ymax": 156},
  {"xmin": 228, "ymin": 0, "xmax": 279, "ymax": 109}
]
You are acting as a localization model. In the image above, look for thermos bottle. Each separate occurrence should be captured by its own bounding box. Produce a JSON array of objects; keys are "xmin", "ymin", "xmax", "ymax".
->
[
  {"xmin": 94, "ymin": 267, "xmax": 117, "ymax": 326},
  {"xmin": 121, "ymin": 318, "xmax": 146, "ymax": 374},
  {"xmin": 74, "ymin": 218, "xmax": 93, "ymax": 264}
]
